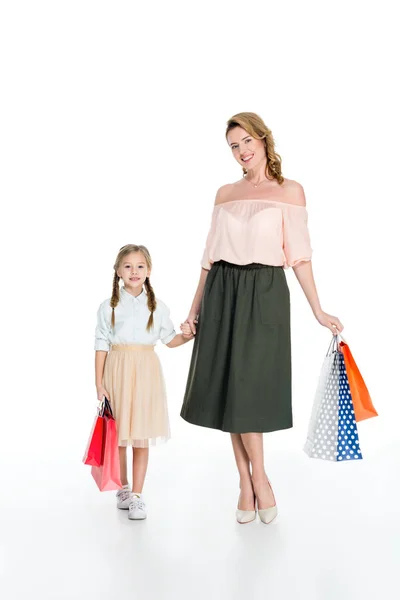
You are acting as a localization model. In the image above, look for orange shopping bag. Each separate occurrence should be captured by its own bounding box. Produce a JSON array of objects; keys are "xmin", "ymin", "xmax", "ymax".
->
[{"xmin": 339, "ymin": 338, "xmax": 378, "ymax": 422}]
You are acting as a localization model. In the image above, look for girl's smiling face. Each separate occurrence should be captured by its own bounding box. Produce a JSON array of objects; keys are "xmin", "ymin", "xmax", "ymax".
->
[
  {"xmin": 227, "ymin": 126, "xmax": 266, "ymax": 171},
  {"xmin": 117, "ymin": 251, "xmax": 150, "ymax": 292}
]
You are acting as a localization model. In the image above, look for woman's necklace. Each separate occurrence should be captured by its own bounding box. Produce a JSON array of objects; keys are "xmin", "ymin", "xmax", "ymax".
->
[{"xmin": 244, "ymin": 175, "xmax": 268, "ymax": 188}]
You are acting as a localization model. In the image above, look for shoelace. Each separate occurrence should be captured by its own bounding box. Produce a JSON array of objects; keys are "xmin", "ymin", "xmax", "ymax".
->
[
  {"xmin": 117, "ymin": 490, "xmax": 131, "ymax": 503},
  {"xmin": 129, "ymin": 498, "xmax": 145, "ymax": 511}
]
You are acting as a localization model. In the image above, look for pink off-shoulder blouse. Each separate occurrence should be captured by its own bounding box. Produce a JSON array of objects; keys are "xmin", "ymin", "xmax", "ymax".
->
[{"xmin": 201, "ymin": 199, "xmax": 313, "ymax": 270}]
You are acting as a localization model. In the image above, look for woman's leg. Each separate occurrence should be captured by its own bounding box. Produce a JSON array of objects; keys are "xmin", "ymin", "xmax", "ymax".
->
[
  {"xmin": 230, "ymin": 434, "xmax": 255, "ymax": 510},
  {"xmin": 240, "ymin": 433, "xmax": 276, "ymax": 509},
  {"xmin": 132, "ymin": 447, "xmax": 149, "ymax": 493},
  {"xmin": 118, "ymin": 446, "xmax": 128, "ymax": 487}
]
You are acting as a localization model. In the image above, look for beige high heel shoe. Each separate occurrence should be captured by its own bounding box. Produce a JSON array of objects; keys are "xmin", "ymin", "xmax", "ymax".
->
[
  {"xmin": 236, "ymin": 505, "xmax": 256, "ymax": 524},
  {"xmin": 255, "ymin": 478, "xmax": 278, "ymax": 525},
  {"xmin": 236, "ymin": 484, "xmax": 256, "ymax": 524}
]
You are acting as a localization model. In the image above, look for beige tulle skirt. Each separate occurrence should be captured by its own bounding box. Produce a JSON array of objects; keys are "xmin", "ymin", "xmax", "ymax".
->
[{"xmin": 103, "ymin": 345, "xmax": 170, "ymax": 448}]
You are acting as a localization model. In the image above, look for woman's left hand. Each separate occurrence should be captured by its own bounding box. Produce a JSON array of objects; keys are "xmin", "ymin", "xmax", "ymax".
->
[{"xmin": 314, "ymin": 310, "xmax": 344, "ymax": 335}]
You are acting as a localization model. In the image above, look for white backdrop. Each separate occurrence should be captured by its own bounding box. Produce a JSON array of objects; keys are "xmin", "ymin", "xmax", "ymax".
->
[{"xmin": 1, "ymin": 1, "xmax": 399, "ymax": 599}]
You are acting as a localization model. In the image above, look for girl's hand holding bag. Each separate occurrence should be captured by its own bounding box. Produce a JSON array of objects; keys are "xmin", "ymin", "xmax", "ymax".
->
[{"xmin": 83, "ymin": 398, "xmax": 122, "ymax": 491}]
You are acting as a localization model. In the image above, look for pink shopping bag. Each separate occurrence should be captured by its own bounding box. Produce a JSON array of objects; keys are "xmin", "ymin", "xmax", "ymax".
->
[
  {"xmin": 90, "ymin": 399, "xmax": 122, "ymax": 492},
  {"xmin": 82, "ymin": 411, "xmax": 104, "ymax": 467}
]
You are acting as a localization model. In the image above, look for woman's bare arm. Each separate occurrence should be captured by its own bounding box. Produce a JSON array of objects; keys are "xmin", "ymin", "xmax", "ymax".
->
[
  {"xmin": 293, "ymin": 261, "xmax": 343, "ymax": 334},
  {"xmin": 283, "ymin": 180, "xmax": 343, "ymax": 334},
  {"xmin": 184, "ymin": 186, "xmax": 231, "ymax": 335},
  {"xmin": 292, "ymin": 261, "xmax": 321, "ymax": 315},
  {"xmin": 186, "ymin": 267, "xmax": 209, "ymax": 334}
]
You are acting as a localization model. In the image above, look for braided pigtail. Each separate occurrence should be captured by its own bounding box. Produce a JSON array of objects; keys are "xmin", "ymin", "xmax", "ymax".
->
[
  {"xmin": 144, "ymin": 277, "xmax": 157, "ymax": 331},
  {"xmin": 110, "ymin": 271, "xmax": 120, "ymax": 329}
]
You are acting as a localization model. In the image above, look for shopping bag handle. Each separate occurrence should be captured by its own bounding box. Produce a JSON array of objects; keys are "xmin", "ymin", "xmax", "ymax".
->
[
  {"xmin": 334, "ymin": 331, "xmax": 347, "ymax": 344},
  {"xmin": 98, "ymin": 397, "xmax": 113, "ymax": 417},
  {"xmin": 326, "ymin": 331, "xmax": 348, "ymax": 356},
  {"xmin": 326, "ymin": 335, "xmax": 338, "ymax": 356}
]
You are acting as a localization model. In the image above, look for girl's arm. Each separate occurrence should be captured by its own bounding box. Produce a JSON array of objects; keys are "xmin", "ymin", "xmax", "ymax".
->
[
  {"xmin": 185, "ymin": 267, "xmax": 209, "ymax": 335},
  {"xmin": 292, "ymin": 261, "xmax": 344, "ymax": 334},
  {"xmin": 166, "ymin": 333, "xmax": 194, "ymax": 348},
  {"xmin": 95, "ymin": 350, "xmax": 110, "ymax": 400}
]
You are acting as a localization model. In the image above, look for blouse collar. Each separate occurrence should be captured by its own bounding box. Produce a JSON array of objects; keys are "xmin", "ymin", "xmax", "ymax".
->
[{"xmin": 121, "ymin": 286, "xmax": 148, "ymax": 305}]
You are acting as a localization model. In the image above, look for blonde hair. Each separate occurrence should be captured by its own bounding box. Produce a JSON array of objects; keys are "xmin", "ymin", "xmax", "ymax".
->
[
  {"xmin": 226, "ymin": 112, "xmax": 284, "ymax": 185},
  {"xmin": 110, "ymin": 244, "xmax": 156, "ymax": 331}
]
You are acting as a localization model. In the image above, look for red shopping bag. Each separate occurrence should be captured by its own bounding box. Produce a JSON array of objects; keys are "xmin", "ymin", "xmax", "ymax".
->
[
  {"xmin": 339, "ymin": 340, "xmax": 378, "ymax": 422},
  {"xmin": 91, "ymin": 400, "xmax": 122, "ymax": 492},
  {"xmin": 82, "ymin": 412, "xmax": 104, "ymax": 467}
]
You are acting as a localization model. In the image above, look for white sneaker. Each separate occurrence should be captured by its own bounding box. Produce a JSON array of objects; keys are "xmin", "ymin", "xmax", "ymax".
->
[
  {"xmin": 116, "ymin": 486, "xmax": 132, "ymax": 510},
  {"xmin": 128, "ymin": 494, "xmax": 147, "ymax": 520}
]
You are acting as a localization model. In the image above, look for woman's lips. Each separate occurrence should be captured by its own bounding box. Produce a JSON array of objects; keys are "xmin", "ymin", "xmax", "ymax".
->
[{"xmin": 241, "ymin": 153, "xmax": 254, "ymax": 163}]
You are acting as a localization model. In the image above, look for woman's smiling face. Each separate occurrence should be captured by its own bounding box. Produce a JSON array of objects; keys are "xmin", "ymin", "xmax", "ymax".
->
[{"xmin": 227, "ymin": 126, "xmax": 266, "ymax": 171}]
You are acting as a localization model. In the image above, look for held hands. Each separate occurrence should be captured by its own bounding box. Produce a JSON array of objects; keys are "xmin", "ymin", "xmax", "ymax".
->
[
  {"xmin": 180, "ymin": 320, "xmax": 195, "ymax": 339},
  {"xmin": 314, "ymin": 309, "xmax": 344, "ymax": 335},
  {"xmin": 180, "ymin": 314, "xmax": 198, "ymax": 338},
  {"xmin": 96, "ymin": 385, "xmax": 110, "ymax": 402}
]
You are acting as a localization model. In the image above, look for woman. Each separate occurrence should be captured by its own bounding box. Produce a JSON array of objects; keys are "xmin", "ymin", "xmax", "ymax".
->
[{"xmin": 180, "ymin": 112, "xmax": 343, "ymax": 525}]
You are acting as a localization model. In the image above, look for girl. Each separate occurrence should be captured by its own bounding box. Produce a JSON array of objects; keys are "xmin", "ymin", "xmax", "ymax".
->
[
  {"xmin": 180, "ymin": 112, "xmax": 344, "ymax": 524},
  {"xmin": 95, "ymin": 244, "xmax": 193, "ymax": 520}
]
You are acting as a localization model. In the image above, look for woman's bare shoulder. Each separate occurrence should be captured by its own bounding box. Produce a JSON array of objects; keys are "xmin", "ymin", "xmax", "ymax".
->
[
  {"xmin": 281, "ymin": 178, "xmax": 306, "ymax": 206},
  {"xmin": 214, "ymin": 179, "xmax": 245, "ymax": 205}
]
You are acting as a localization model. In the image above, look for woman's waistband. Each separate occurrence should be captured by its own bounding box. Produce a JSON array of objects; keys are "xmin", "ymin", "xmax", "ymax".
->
[
  {"xmin": 212, "ymin": 260, "xmax": 283, "ymax": 271},
  {"xmin": 110, "ymin": 344, "xmax": 155, "ymax": 352}
]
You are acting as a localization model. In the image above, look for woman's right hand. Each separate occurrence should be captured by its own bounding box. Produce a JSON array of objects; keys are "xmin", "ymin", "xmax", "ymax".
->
[
  {"xmin": 185, "ymin": 313, "xmax": 198, "ymax": 335},
  {"xmin": 96, "ymin": 385, "xmax": 110, "ymax": 402}
]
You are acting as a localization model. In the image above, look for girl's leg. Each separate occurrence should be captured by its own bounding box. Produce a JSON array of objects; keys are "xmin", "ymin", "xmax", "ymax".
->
[
  {"xmin": 132, "ymin": 447, "xmax": 149, "ymax": 494},
  {"xmin": 240, "ymin": 433, "xmax": 275, "ymax": 509},
  {"xmin": 230, "ymin": 433, "xmax": 255, "ymax": 510},
  {"xmin": 118, "ymin": 446, "xmax": 128, "ymax": 487}
]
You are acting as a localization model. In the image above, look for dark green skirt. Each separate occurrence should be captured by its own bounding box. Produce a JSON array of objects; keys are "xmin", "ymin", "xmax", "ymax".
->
[{"xmin": 180, "ymin": 260, "xmax": 292, "ymax": 433}]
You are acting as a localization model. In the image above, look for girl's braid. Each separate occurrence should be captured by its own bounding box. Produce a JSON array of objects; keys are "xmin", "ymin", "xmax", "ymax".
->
[
  {"xmin": 144, "ymin": 276, "xmax": 157, "ymax": 331},
  {"xmin": 110, "ymin": 271, "xmax": 120, "ymax": 328}
]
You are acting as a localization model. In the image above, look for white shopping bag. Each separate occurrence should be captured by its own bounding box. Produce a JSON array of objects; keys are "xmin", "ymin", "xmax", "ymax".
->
[{"xmin": 304, "ymin": 337, "xmax": 340, "ymax": 461}]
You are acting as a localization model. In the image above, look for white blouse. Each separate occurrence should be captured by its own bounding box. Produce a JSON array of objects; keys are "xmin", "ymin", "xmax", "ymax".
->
[{"xmin": 95, "ymin": 287, "xmax": 176, "ymax": 351}]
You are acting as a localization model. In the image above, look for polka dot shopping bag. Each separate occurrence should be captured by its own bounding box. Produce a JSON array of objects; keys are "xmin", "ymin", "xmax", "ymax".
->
[{"xmin": 304, "ymin": 335, "xmax": 375, "ymax": 462}]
